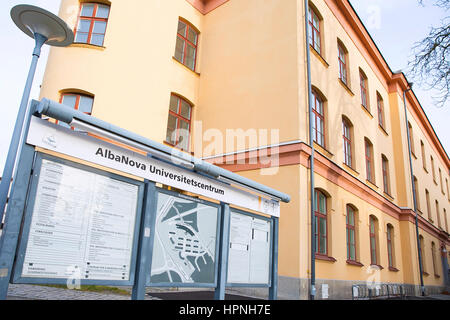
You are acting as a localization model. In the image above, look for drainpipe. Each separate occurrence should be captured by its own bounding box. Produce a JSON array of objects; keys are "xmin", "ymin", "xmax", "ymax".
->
[
  {"xmin": 303, "ymin": 0, "xmax": 316, "ymax": 300},
  {"xmin": 402, "ymin": 83, "xmax": 425, "ymax": 296}
]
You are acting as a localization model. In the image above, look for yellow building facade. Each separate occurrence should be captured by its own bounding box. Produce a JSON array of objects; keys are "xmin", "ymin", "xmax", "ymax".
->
[{"xmin": 39, "ymin": 0, "xmax": 449, "ymax": 299}]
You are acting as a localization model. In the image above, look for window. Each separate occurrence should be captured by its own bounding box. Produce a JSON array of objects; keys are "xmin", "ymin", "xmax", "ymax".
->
[
  {"xmin": 377, "ymin": 93, "xmax": 385, "ymax": 129},
  {"xmin": 360, "ymin": 70, "xmax": 369, "ymax": 110},
  {"xmin": 74, "ymin": 3, "xmax": 110, "ymax": 46},
  {"xmin": 382, "ymin": 155, "xmax": 390, "ymax": 195},
  {"xmin": 174, "ymin": 19, "xmax": 199, "ymax": 71},
  {"xmin": 369, "ymin": 216, "xmax": 378, "ymax": 265},
  {"xmin": 408, "ymin": 122, "xmax": 415, "ymax": 155},
  {"xmin": 342, "ymin": 118, "xmax": 353, "ymax": 167},
  {"xmin": 59, "ymin": 93, "xmax": 94, "ymax": 130},
  {"xmin": 419, "ymin": 235, "xmax": 426, "ymax": 274},
  {"xmin": 338, "ymin": 41, "xmax": 348, "ymax": 85},
  {"xmin": 308, "ymin": 5, "xmax": 321, "ymax": 53},
  {"xmin": 421, "ymin": 141, "xmax": 427, "ymax": 170},
  {"xmin": 447, "ymin": 178, "xmax": 450, "ymax": 201},
  {"xmin": 314, "ymin": 190, "xmax": 328, "ymax": 256},
  {"xmin": 426, "ymin": 189, "xmax": 431, "ymax": 219},
  {"xmin": 431, "ymin": 156, "xmax": 436, "ymax": 181},
  {"xmin": 439, "ymin": 168, "xmax": 444, "ymax": 193},
  {"xmin": 386, "ymin": 224, "xmax": 394, "ymax": 269},
  {"xmin": 346, "ymin": 205, "xmax": 357, "ymax": 261},
  {"xmin": 436, "ymin": 200, "xmax": 441, "ymax": 228},
  {"xmin": 165, "ymin": 94, "xmax": 192, "ymax": 151},
  {"xmin": 413, "ymin": 176, "xmax": 421, "ymax": 211},
  {"xmin": 431, "ymin": 242, "xmax": 438, "ymax": 276},
  {"xmin": 365, "ymin": 138, "xmax": 374, "ymax": 183},
  {"xmin": 312, "ymin": 90, "xmax": 325, "ymax": 147},
  {"xmin": 444, "ymin": 208, "xmax": 448, "ymax": 233}
]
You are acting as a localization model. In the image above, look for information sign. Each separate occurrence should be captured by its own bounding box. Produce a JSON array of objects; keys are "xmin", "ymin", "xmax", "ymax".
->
[
  {"xmin": 150, "ymin": 190, "xmax": 219, "ymax": 285},
  {"xmin": 227, "ymin": 210, "xmax": 271, "ymax": 285},
  {"xmin": 18, "ymin": 157, "xmax": 141, "ymax": 281}
]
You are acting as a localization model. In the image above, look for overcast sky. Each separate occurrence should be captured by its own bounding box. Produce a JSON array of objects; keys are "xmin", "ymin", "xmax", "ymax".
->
[{"xmin": 0, "ymin": 0, "xmax": 448, "ymax": 174}]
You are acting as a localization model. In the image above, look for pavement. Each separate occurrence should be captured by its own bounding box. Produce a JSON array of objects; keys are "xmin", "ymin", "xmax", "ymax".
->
[{"xmin": 5, "ymin": 284, "xmax": 450, "ymax": 300}]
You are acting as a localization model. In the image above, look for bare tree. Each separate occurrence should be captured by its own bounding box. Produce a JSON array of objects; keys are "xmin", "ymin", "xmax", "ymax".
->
[{"xmin": 408, "ymin": 0, "xmax": 450, "ymax": 108}]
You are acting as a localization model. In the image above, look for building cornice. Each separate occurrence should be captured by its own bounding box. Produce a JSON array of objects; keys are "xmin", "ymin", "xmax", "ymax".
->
[{"xmin": 185, "ymin": 0, "xmax": 230, "ymax": 15}]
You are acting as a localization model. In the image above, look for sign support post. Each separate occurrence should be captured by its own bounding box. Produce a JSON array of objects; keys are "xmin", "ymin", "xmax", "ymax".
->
[
  {"xmin": 269, "ymin": 217, "xmax": 279, "ymax": 300},
  {"xmin": 132, "ymin": 181, "xmax": 156, "ymax": 300},
  {"xmin": 214, "ymin": 203, "xmax": 230, "ymax": 300}
]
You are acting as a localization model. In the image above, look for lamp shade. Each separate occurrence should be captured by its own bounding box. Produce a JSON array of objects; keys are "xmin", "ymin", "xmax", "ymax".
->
[{"xmin": 11, "ymin": 4, "xmax": 73, "ymax": 47}]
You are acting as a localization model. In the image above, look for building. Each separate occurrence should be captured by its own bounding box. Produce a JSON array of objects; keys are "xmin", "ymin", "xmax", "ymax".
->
[{"xmin": 38, "ymin": 0, "xmax": 449, "ymax": 299}]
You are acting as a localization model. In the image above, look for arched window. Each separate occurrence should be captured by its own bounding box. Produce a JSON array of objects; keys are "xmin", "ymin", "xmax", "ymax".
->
[
  {"xmin": 369, "ymin": 215, "xmax": 378, "ymax": 265},
  {"xmin": 314, "ymin": 189, "xmax": 328, "ymax": 256},
  {"xmin": 377, "ymin": 93, "xmax": 385, "ymax": 129},
  {"xmin": 419, "ymin": 235, "xmax": 427, "ymax": 274},
  {"xmin": 386, "ymin": 224, "xmax": 395, "ymax": 269},
  {"xmin": 59, "ymin": 92, "xmax": 94, "ymax": 130},
  {"xmin": 166, "ymin": 94, "xmax": 192, "ymax": 151},
  {"xmin": 408, "ymin": 122, "xmax": 415, "ymax": 155},
  {"xmin": 431, "ymin": 242, "xmax": 438, "ymax": 276},
  {"xmin": 308, "ymin": 4, "xmax": 322, "ymax": 54},
  {"xmin": 338, "ymin": 40, "xmax": 349, "ymax": 85},
  {"xmin": 425, "ymin": 189, "xmax": 431, "ymax": 219},
  {"xmin": 359, "ymin": 69, "xmax": 369, "ymax": 111},
  {"xmin": 346, "ymin": 205, "xmax": 357, "ymax": 262},
  {"xmin": 312, "ymin": 89, "xmax": 325, "ymax": 147},
  {"xmin": 174, "ymin": 19, "xmax": 199, "ymax": 71},
  {"xmin": 364, "ymin": 138, "xmax": 374, "ymax": 183},
  {"xmin": 436, "ymin": 200, "xmax": 441, "ymax": 228},
  {"xmin": 342, "ymin": 117, "xmax": 353, "ymax": 168},
  {"xmin": 74, "ymin": 2, "xmax": 110, "ymax": 46},
  {"xmin": 381, "ymin": 155, "xmax": 390, "ymax": 195},
  {"xmin": 413, "ymin": 176, "xmax": 421, "ymax": 211}
]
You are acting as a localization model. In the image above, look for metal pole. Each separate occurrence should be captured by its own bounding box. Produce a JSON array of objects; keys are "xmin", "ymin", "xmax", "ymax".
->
[
  {"xmin": 304, "ymin": 0, "xmax": 316, "ymax": 300},
  {"xmin": 214, "ymin": 203, "xmax": 230, "ymax": 300},
  {"xmin": 0, "ymin": 33, "xmax": 47, "ymax": 223},
  {"xmin": 402, "ymin": 87, "xmax": 425, "ymax": 296}
]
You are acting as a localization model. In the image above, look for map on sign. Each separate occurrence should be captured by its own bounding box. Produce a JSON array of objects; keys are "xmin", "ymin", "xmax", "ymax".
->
[{"xmin": 150, "ymin": 191, "xmax": 218, "ymax": 284}]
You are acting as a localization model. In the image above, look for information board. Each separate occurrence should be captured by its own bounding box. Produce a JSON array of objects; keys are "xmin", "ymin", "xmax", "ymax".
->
[
  {"xmin": 18, "ymin": 157, "xmax": 141, "ymax": 282},
  {"xmin": 227, "ymin": 210, "xmax": 271, "ymax": 285},
  {"xmin": 150, "ymin": 190, "xmax": 219, "ymax": 285}
]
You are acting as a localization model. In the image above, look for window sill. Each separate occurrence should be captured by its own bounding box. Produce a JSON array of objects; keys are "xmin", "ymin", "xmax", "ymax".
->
[
  {"xmin": 163, "ymin": 140, "xmax": 193, "ymax": 155},
  {"xmin": 313, "ymin": 142, "xmax": 334, "ymax": 158},
  {"xmin": 423, "ymin": 167, "xmax": 428, "ymax": 174},
  {"xmin": 370, "ymin": 264, "xmax": 384, "ymax": 270},
  {"xmin": 172, "ymin": 57, "xmax": 200, "ymax": 76},
  {"xmin": 434, "ymin": 274, "xmax": 441, "ymax": 278},
  {"xmin": 388, "ymin": 266, "xmax": 399, "ymax": 272},
  {"xmin": 366, "ymin": 179, "xmax": 378, "ymax": 190},
  {"xmin": 70, "ymin": 42, "xmax": 106, "ymax": 51},
  {"xmin": 378, "ymin": 125, "xmax": 389, "ymax": 136},
  {"xmin": 423, "ymin": 271, "xmax": 430, "ymax": 276},
  {"xmin": 411, "ymin": 151, "xmax": 417, "ymax": 160},
  {"xmin": 383, "ymin": 192, "xmax": 394, "ymax": 201},
  {"xmin": 338, "ymin": 78, "xmax": 355, "ymax": 97},
  {"xmin": 315, "ymin": 254, "xmax": 337, "ymax": 262},
  {"xmin": 346, "ymin": 260, "xmax": 364, "ymax": 267},
  {"xmin": 310, "ymin": 45, "xmax": 329, "ymax": 68},
  {"xmin": 343, "ymin": 163, "xmax": 359, "ymax": 177},
  {"xmin": 361, "ymin": 105, "xmax": 373, "ymax": 119}
]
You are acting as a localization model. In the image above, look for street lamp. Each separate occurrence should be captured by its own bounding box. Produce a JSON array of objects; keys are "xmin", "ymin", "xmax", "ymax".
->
[{"xmin": 0, "ymin": 5, "xmax": 73, "ymax": 223}]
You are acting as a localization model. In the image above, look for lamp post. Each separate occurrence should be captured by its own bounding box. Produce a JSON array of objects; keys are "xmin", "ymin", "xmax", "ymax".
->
[{"xmin": 0, "ymin": 5, "xmax": 73, "ymax": 223}]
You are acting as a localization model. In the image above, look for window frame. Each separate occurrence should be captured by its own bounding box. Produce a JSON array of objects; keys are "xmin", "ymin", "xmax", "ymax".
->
[
  {"xmin": 359, "ymin": 70, "xmax": 369, "ymax": 111},
  {"xmin": 346, "ymin": 205, "xmax": 357, "ymax": 262},
  {"xmin": 369, "ymin": 216, "xmax": 378, "ymax": 265},
  {"xmin": 165, "ymin": 94, "xmax": 193, "ymax": 152},
  {"xmin": 74, "ymin": 2, "xmax": 110, "ymax": 47},
  {"xmin": 365, "ymin": 139, "xmax": 374, "ymax": 183},
  {"xmin": 381, "ymin": 155, "xmax": 390, "ymax": 195},
  {"xmin": 58, "ymin": 92, "xmax": 94, "ymax": 130},
  {"xmin": 342, "ymin": 119, "xmax": 352, "ymax": 168},
  {"xmin": 308, "ymin": 6, "xmax": 321, "ymax": 54},
  {"xmin": 174, "ymin": 19, "xmax": 199, "ymax": 71},
  {"xmin": 312, "ymin": 90, "xmax": 325, "ymax": 148},
  {"xmin": 377, "ymin": 93, "xmax": 385, "ymax": 129},
  {"xmin": 386, "ymin": 224, "xmax": 394, "ymax": 269},
  {"xmin": 314, "ymin": 190, "xmax": 328, "ymax": 256},
  {"xmin": 338, "ymin": 42, "xmax": 348, "ymax": 85}
]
